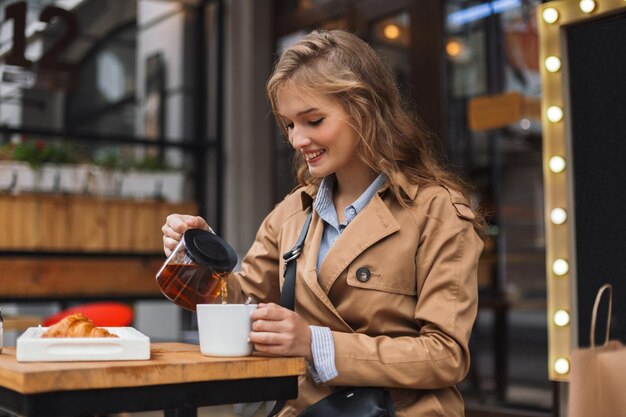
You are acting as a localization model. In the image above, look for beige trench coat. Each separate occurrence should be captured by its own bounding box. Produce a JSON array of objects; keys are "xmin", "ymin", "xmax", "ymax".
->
[{"xmin": 228, "ymin": 175, "xmax": 483, "ymax": 417}]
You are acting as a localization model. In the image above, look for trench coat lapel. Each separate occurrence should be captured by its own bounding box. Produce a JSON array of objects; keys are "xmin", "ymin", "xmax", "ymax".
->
[
  {"xmin": 317, "ymin": 193, "xmax": 400, "ymax": 293},
  {"xmin": 297, "ymin": 212, "xmax": 353, "ymax": 331}
]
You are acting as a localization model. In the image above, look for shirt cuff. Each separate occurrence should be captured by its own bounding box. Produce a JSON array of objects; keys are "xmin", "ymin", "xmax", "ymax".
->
[{"xmin": 308, "ymin": 325, "xmax": 338, "ymax": 383}]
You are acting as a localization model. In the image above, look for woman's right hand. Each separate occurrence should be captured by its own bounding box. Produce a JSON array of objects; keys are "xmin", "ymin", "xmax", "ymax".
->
[{"xmin": 162, "ymin": 214, "xmax": 210, "ymax": 256}]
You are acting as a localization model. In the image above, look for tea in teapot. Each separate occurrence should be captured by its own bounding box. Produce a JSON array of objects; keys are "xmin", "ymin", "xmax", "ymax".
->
[{"xmin": 156, "ymin": 229, "xmax": 238, "ymax": 311}]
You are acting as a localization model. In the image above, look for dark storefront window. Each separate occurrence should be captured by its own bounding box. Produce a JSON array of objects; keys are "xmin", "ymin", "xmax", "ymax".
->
[
  {"xmin": 368, "ymin": 11, "xmax": 411, "ymax": 105},
  {"xmin": 65, "ymin": 23, "xmax": 137, "ymax": 136},
  {"xmin": 445, "ymin": 0, "xmax": 549, "ymax": 410},
  {"xmin": 0, "ymin": 0, "xmax": 221, "ymax": 216},
  {"xmin": 0, "ymin": 0, "xmax": 223, "ymax": 343}
]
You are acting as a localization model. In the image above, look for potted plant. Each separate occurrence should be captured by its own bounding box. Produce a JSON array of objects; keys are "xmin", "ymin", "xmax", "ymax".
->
[
  {"xmin": 122, "ymin": 154, "xmax": 185, "ymax": 202},
  {"xmin": 0, "ymin": 138, "xmax": 86, "ymax": 194}
]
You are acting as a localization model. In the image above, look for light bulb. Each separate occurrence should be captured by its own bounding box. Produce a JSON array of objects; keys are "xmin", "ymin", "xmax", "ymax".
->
[
  {"xmin": 554, "ymin": 310, "xmax": 570, "ymax": 327},
  {"xmin": 549, "ymin": 156, "xmax": 566, "ymax": 173},
  {"xmin": 550, "ymin": 208, "xmax": 567, "ymax": 225},
  {"xmin": 542, "ymin": 8, "xmax": 559, "ymax": 24},
  {"xmin": 446, "ymin": 40, "xmax": 463, "ymax": 57},
  {"xmin": 520, "ymin": 118, "xmax": 531, "ymax": 130},
  {"xmin": 384, "ymin": 24, "xmax": 400, "ymax": 40},
  {"xmin": 552, "ymin": 258, "xmax": 569, "ymax": 276},
  {"xmin": 579, "ymin": 0, "xmax": 596, "ymax": 13},
  {"xmin": 554, "ymin": 357, "xmax": 570, "ymax": 375},
  {"xmin": 547, "ymin": 106, "xmax": 564, "ymax": 122},
  {"xmin": 545, "ymin": 56, "xmax": 561, "ymax": 72}
]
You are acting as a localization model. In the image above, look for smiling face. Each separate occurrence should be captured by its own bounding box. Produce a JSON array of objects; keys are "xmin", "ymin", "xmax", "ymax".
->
[{"xmin": 277, "ymin": 87, "xmax": 365, "ymax": 180}]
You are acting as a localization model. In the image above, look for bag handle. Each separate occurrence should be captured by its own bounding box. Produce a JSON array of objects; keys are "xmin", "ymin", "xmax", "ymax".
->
[{"xmin": 590, "ymin": 284, "xmax": 612, "ymax": 347}]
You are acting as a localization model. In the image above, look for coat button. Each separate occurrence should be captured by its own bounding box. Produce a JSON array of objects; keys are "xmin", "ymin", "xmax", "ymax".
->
[{"xmin": 356, "ymin": 267, "xmax": 371, "ymax": 282}]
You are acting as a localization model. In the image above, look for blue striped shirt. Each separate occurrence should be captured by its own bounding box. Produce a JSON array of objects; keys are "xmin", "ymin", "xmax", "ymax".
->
[{"xmin": 307, "ymin": 173, "xmax": 387, "ymax": 383}]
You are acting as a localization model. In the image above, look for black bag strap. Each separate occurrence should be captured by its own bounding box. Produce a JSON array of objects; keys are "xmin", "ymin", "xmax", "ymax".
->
[
  {"xmin": 268, "ymin": 210, "xmax": 312, "ymax": 417},
  {"xmin": 278, "ymin": 210, "xmax": 313, "ymax": 311}
]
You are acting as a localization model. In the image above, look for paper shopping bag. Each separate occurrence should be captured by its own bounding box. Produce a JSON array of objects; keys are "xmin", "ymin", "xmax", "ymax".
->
[{"xmin": 568, "ymin": 284, "xmax": 626, "ymax": 417}]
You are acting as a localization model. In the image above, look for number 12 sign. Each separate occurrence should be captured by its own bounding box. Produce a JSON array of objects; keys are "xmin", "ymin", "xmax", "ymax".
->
[{"xmin": 2, "ymin": 1, "xmax": 79, "ymax": 88}]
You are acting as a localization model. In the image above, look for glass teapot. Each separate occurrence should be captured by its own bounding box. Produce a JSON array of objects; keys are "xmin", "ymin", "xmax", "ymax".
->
[{"xmin": 156, "ymin": 229, "xmax": 238, "ymax": 311}]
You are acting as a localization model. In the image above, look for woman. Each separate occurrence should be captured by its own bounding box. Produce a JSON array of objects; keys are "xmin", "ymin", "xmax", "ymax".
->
[{"xmin": 162, "ymin": 29, "xmax": 483, "ymax": 417}]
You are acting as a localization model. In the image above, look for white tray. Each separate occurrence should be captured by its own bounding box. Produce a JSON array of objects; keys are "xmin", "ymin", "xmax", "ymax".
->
[{"xmin": 16, "ymin": 327, "xmax": 151, "ymax": 362}]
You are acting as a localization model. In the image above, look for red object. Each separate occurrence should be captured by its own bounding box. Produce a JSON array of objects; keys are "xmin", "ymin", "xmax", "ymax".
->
[{"xmin": 43, "ymin": 302, "xmax": 134, "ymax": 327}]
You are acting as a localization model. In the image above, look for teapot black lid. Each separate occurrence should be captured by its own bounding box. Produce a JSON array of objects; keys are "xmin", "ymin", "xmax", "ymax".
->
[{"xmin": 184, "ymin": 229, "xmax": 238, "ymax": 272}]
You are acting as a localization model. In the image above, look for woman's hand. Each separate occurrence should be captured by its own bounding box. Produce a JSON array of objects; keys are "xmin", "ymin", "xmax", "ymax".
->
[
  {"xmin": 250, "ymin": 303, "xmax": 313, "ymax": 361},
  {"xmin": 161, "ymin": 214, "xmax": 210, "ymax": 256}
]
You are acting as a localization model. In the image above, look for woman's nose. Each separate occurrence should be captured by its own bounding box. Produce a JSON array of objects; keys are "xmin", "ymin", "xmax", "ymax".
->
[{"xmin": 290, "ymin": 128, "xmax": 311, "ymax": 150}]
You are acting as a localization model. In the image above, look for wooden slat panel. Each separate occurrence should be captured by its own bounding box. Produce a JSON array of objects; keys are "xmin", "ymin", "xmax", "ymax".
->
[
  {"xmin": 0, "ymin": 194, "xmax": 39, "ymax": 249},
  {"xmin": 0, "ymin": 195, "xmax": 198, "ymax": 253},
  {"xmin": 105, "ymin": 199, "xmax": 133, "ymax": 251},
  {"xmin": 0, "ymin": 258, "xmax": 165, "ymax": 298},
  {"xmin": 2, "ymin": 315, "xmax": 43, "ymax": 331},
  {"xmin": 68, "ymin": 197, "xmax": 108, "ymax": 251},
  {"xmin": 38, "ymin": 195, "xmax": 70, "ymax": 250},
  {"xmin": 133, "ymin": 200, "xmax": 160, "ymax": 252},
  {"xmin": 156, "ymin": 201, "xmax": 198, "ymax": 227},
  {"xmin": 0, "ymin": 195, "xmax": 9, "ymax": 246}
]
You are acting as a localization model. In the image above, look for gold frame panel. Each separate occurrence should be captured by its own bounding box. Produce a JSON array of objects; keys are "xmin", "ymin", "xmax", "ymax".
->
[{"xmin": 539, "ymin": 0, "xmax": 626, "ymax": 381}]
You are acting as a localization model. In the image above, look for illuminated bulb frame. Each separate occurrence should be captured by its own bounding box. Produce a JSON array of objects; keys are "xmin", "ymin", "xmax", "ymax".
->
[
  {"xmin": 554, "ymin": 309, "xmax": 571, "ymax": 327},
  {"xmin": 579, "ymin": 0, "xmax": 597, "ymax": 13},
  {"xmin": 547, "ymin": 106, "xmax": 564, "ymax": 122},
  {"xmin": 554, "ymin": 357, "xmax": 571, "ymax": 375},
  {"xmin": 549, "ymin": 156, "xmax": 566, "ymax": 173},
  {"xmin": 543, "ymin": 7, "xmax": 560, "ymax": 23},
  {"xmin": 550, "ymin": 208, "xmax": 567, "ymax": 225},
  {"xmin": 539, "ymin": 0, "xmax": 626, "ymax": 381},
  {"xmin": 552, "ymin": 258, "xmax": 569, "ymax": 276},
  {"xmin": 545, "ymin": 56, "xmax": 562, "ymax": 72}
]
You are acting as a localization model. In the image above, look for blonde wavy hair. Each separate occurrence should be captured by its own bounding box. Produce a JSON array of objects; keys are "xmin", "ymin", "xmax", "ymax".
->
[{"xmin": 267, "ymin": 29, "xmax": 483, "ymax": 230}]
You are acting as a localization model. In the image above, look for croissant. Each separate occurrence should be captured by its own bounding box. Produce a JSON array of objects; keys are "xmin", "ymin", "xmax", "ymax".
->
[{"xmin": 41, "ymin": 312, "xmax": 118, "ymax": 338}]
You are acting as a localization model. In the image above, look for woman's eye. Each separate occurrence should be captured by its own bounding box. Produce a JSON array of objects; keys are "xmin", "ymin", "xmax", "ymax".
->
[
  {"xmin": 284, "ymin": 122, "xmax": 294, "ymax": 130},
  {"xmin": 309, "ymin": 118, "xmax": 324, "ymax": 126}
]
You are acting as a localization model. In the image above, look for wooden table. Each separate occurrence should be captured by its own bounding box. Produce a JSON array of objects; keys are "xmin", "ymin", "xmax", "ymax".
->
[{"xmin": 0, "ymin": 342, "xmax": 305, "ymax": 417}]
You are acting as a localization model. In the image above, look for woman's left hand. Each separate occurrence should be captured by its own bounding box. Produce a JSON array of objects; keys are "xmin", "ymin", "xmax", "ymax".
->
[{"xmin": 250, "ymin": 303, "xmax": 312, "ymax": 361}]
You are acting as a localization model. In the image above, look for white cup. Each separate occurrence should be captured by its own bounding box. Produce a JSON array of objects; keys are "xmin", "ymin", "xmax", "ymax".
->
[{"xmin": 196, "ymin": 304, "xmax": 258, "ymax": 357}]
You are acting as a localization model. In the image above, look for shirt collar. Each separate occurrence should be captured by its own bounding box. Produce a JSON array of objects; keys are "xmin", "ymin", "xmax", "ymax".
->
[
  {"xmin": 313, "ymin": 173, "xmax": 387, "ymax": 227},
  {"xmin": 299, "ymin": 171, "xmax": 419, "ymax": 211},
  {"xmin": 314, "ymin": 175, "xmax": 339, "ymax": 227}
]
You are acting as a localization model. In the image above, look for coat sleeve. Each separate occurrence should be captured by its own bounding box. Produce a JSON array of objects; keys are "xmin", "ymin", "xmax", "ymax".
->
[
  {"xmin": 330, "ymin": 190, "xmax": 483, "ymax": 389},
  {"xmin": 227, "ymin": 208, "xmax": 283, "ymax": 305}
]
